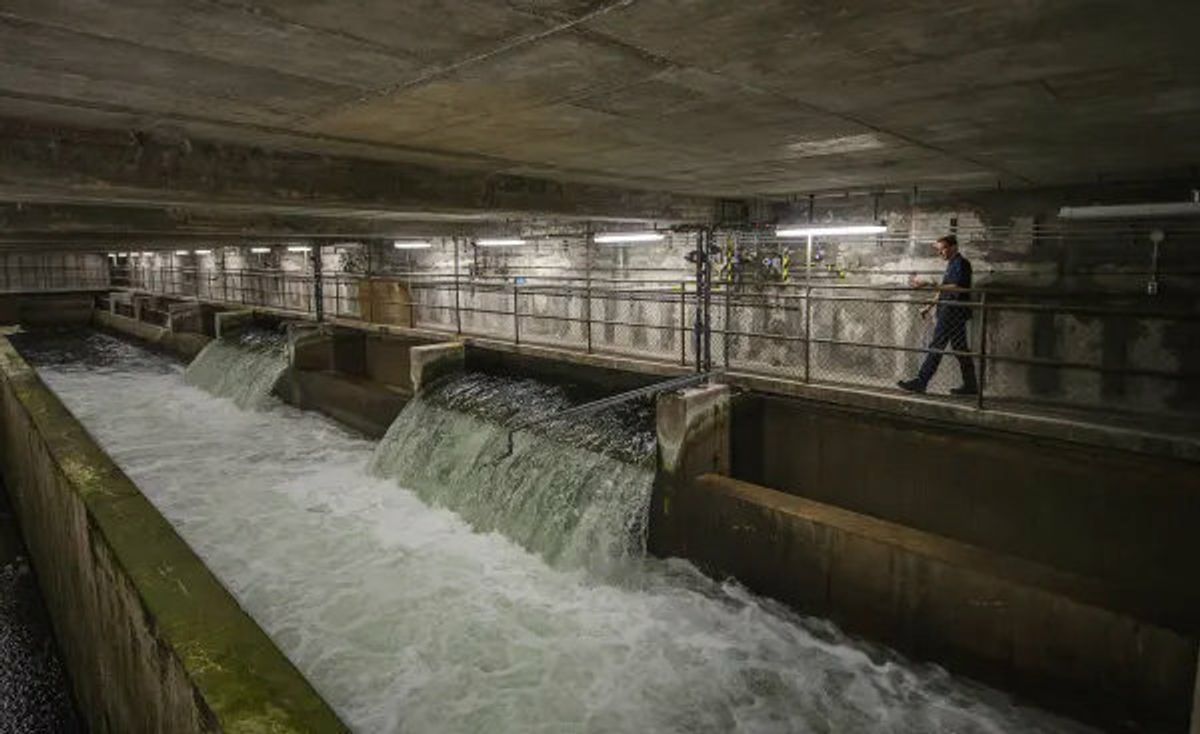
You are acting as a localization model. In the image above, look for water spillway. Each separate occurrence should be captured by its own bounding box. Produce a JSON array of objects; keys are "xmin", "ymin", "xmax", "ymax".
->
[
  {"xmin": 15, "ymin": 330, "xmax": 1092, "ymax": 733},
  {"xmin": 184, "ymin": 328, "xmax": 288, "ymax": 409},
  {"xmin": 371, "ymin": 372, "xmax": 656, "ymax": 571}
]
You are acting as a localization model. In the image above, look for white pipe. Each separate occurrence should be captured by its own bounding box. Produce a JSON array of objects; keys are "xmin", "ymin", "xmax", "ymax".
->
[{"xmin": 1057, "ymin": 202, "xmax": 1200, "ymax": 220}]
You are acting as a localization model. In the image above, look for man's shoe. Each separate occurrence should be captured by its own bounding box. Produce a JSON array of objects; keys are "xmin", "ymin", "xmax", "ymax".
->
[
  {"xmin": 950, "ymin": 384, "xmax": 978, "ymax": 396},
  {"xmin": 897, "ymin": 378, "xmax": 926, "ymax": 394}
]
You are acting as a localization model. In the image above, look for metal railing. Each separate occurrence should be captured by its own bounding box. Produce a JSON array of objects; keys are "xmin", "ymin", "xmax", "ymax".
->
[{"xmin": 108, "ymin": 263, "xmax": 1200, "ymax": 425}]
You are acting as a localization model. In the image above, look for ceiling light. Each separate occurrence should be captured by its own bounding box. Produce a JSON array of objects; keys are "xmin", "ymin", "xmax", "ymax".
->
[
  {"xmin": 174, "ymin": 250, "xmax": 190, "ymax": 256},
  {"xmin": 287, "ymin": 245, "xmax": 312, "ymax": 253},
  {"xmin": 776, "ymin": 225, "xmax": 888, "ymax": 238},
  {"xmin": 394, "ymin": 240, "xmax": 432, "ymax": 250},
  {"xmin": 193, "ymin": 249, "xmax": 212, "ymax": 255},
  {"xmin": 595, "ymin": 232, "xmax": 666, "ymax": 244},
  {"xmin": 786, "ymin": 133, "xmax": 884, "ymax": 158},
  {"xmin": 250, "ymin": 247, "xmax": 271, "ymax": 254},
  {"xmin": 476, "ymin": 238, "xmax": 527, "ymax": 247}
]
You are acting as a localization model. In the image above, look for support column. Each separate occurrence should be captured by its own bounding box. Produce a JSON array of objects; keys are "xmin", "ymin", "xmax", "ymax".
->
[{"xmin": 649, "ymin": 384, "xmax": 730, "ymax": 557}]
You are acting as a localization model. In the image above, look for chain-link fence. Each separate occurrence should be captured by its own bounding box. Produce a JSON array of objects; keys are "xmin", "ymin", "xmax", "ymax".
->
[{"xmin": 103, "ymin": 247, "xmax": 1200, "ymax": 425}]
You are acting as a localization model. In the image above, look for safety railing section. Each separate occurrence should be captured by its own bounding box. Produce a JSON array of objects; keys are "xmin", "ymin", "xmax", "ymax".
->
[{"xmin": 109, "ymin": 264, "xmax": 1200, "ymax": 423}]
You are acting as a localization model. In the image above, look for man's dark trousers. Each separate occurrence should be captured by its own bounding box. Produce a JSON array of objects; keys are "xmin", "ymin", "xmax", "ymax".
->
[{"xmin": 916, "ymin": 309, "xmax": 977, "ymax": 388}]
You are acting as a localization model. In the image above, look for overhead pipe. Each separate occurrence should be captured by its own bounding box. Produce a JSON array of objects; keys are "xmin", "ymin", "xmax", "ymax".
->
[{"xmin": 1058, "ymin": 194, "xmax": 1200, "ymax": 220}]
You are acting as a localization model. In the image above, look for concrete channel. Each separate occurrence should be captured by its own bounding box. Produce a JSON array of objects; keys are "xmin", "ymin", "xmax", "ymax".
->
[{"xmin": 0, "ymin": 291, "xmax": 1197, "ymax": 732}]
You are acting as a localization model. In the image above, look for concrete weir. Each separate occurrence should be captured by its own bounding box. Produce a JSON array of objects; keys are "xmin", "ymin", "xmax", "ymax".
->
[{"xmin": 0, "ymin": 337, "xmax": 346, "ymax": 733}]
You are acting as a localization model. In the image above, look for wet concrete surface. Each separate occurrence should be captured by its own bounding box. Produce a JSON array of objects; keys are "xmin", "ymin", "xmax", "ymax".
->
[{"xmin": 0, "ymin": 487, "xmax": 84, "ymax": 734}]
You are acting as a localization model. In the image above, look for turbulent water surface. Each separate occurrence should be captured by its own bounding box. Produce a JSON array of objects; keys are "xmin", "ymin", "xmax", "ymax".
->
[{"xmin": 17, "ymin": 330, "xmax": 1091, "ymax": 734}]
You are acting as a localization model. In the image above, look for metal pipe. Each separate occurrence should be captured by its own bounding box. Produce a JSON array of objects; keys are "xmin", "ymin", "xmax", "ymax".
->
[{"xmin": 1058, "ymin": 202, "xmax": 1200, "ymax": 219}]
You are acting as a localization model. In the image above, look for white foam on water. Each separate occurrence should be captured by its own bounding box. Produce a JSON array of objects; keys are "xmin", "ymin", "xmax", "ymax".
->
[{"xmin": 29, "ymin": 334, "xmax": 1093, "ymax": 734}]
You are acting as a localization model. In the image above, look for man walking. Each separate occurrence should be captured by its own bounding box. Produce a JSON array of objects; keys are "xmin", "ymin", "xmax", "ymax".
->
[{"xmin": 898, "ymin": 235, "xmax": 979, "ymax": 395}]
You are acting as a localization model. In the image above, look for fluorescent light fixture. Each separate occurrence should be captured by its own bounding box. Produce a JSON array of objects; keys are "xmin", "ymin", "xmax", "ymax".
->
[
  {"xmin": 193, "ymin": 249, "xmax": 212, "ymax": 255},
  {"xmin": 595, "ymin": 232, "xmax": 666, "ymax": 244},
  {"xmin": 476, "ymin": 238, "xmax": 527, "ymax": 247},
  {"xmin": 140, "ymin": 251, "xmax": 153, "ymax": 256},
  {"xmin": 250, "ymin": 247, "xmax": 271, "ymax": 254},
  {"xmin": 776, "ymin": 224, "xmax": 887, "ymax": 238},
  {"xmin": 287, "ymin": 245, "xmax": 312, "ymax": 253},
  {"xmin": 174, "ymin": 250, "xmax": 190, "ymax": 256},
  {"xmin": 118, "ymin": 252, "xmax": 129, "ymax": 258},
  {"xmin": 786, "ymin": 133, "xmax": 884, "ymax": 158},
  {"xmin": 394, "ymin": 240, "xmax": 432, "ymax": 250}
]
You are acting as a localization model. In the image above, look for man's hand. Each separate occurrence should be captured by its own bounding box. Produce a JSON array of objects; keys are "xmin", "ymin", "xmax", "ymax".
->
[{"xmin": 908, "ymin": 275, "xmax": 925, "ymax": 289}]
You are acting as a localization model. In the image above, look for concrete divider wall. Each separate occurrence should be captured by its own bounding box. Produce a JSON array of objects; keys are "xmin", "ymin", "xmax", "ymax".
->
[
  {"xmin": 93, "ymin": 309, "xmax": 211, "ymax": 361},
  {"xmin": 275, "ymin": 326, "xmax": 454, "ymax": 437},
  {"xmin": 664, "ymin": 472, "xmax": 1198, "ymax": 731},
  {"xmin": 0, "ymin": 338, "xmax": 346, "ymax": 733},
  {"xmin": 731, "ymin": 393, "xmax": 1200, "ymax": 629}
]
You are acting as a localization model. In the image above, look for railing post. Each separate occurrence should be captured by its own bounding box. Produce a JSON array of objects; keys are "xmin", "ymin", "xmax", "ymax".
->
[
  {"xmin": 702, "ymin": 228, "xmax": 713, "ymax": 372},
  {"xmin": 679, "ymin": 282, "xmax": 687, "ymax": 366},
  {"xmin": 513, "ymin": 282, "xmax": 521, "ymax": 344},
  {"xmin": 723, "ymin": 282, "xmax": 731, "ymax": 368},
  {"xmin": 364, "ymin": 241, "xmax": 374, "ymax": 324},
  {"xmin": 804, "ymin": 284, "xmax": 813, "ymax": 383},
  {"xmin": 312, "ymin": 244, "xmax": 324, "ymax": 322},
  {"xmin": 585, "ymin": 230, "xmax": 594, "ymax": 354},
  {"xmin": 453, "ymin": 236, "xmax": 463, "ymax": 335},
  {"xmin": 977, "ymin": 291, "xmax": 988, "ymax": 409},
  {"xmin": 220, "ymin": 248, "xmax": 228, "ymax": 303}
]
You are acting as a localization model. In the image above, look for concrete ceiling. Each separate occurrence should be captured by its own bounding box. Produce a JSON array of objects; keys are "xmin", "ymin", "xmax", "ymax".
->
[{"xmin": 0, "ymin": 0, "xmax": 1197, "ymax": 213}]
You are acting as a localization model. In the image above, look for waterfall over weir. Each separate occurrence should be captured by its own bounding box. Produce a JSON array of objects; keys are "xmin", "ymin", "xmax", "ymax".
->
[
  {"xmin": 370, "ymin": 372, "xmax": 656, "ymax": 572},
  {"xmin": 184, "ymin": 329, "xmax": 288, "ymax": 409}
]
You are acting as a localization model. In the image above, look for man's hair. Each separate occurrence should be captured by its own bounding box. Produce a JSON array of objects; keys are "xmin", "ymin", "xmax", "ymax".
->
[{"xmin": 937, "ymin": 234, "xmax": 958, "ymax": 248}]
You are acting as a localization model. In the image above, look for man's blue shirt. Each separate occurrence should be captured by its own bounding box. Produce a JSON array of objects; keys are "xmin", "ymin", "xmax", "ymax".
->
[{"xmin": 937, "ymin": 253, "xmax": 973, "ymax": 321}]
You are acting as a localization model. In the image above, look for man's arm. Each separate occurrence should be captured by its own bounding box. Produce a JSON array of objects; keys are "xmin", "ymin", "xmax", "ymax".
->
[{"xmin": 908, "ymin": 275, "xmax": 940, "ymax": 318}]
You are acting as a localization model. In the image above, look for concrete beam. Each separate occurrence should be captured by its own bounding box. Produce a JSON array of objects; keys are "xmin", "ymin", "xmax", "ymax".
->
[
  {"xmin": 656, "ymin": 384, "xmax": 731, "ymax": 479},
  {"xmin": 213, "ymin": 309, "xmax": 254, "ymax": 340},
  {"xmin": 650, "ymin": 383, "xmax": 730, "ymax": 557},
  {"xmin": 409, "ymin": 342, "xmax": 464, "ymax": 393},
  {"xmin": 0, "ymin": 117, "xmax": 716, "ymax": 224}
]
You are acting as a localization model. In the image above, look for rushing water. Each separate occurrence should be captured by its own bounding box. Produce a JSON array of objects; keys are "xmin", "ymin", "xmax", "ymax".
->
[
  {"xmin": 17, "ymin": 331, "xmax": 1091, "ymax": 734},
  {"xmin": 371, "ymin": 372, "xmax": 656, "ymax": 573},
  {"xmin": 183, "ymin": 328, "xmax": 288, "ymax": 409}
]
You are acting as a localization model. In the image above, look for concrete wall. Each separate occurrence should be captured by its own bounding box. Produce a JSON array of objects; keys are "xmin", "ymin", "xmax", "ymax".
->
[
  {"xmin": 730, "ymin": 392, "xmax": 1200, "ymax": 631},
  {"xmin": 663, "ymin": 472, "xmax": 1198, "ymax": 732},
  {"xmin": 0, "ymin": 253, "xmax": 107, "ymax": 292},
  {"xmin": 93, "ymin": 309, "xmax": 211, "ymax": 361},
  {"xmin": 115, "ymin": 183, "xmax": 1200, "ymax": 420},
  {"xmin": 0, "ymin": 292, "xmax": 95, "ymax": 326},
  {"xmin": 275, "ymin": 326, "xmax": 448, "ymax": 437},
  {"xmin": 0, "ymin": 337, "xmax": 346, "ymax": 733}
]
